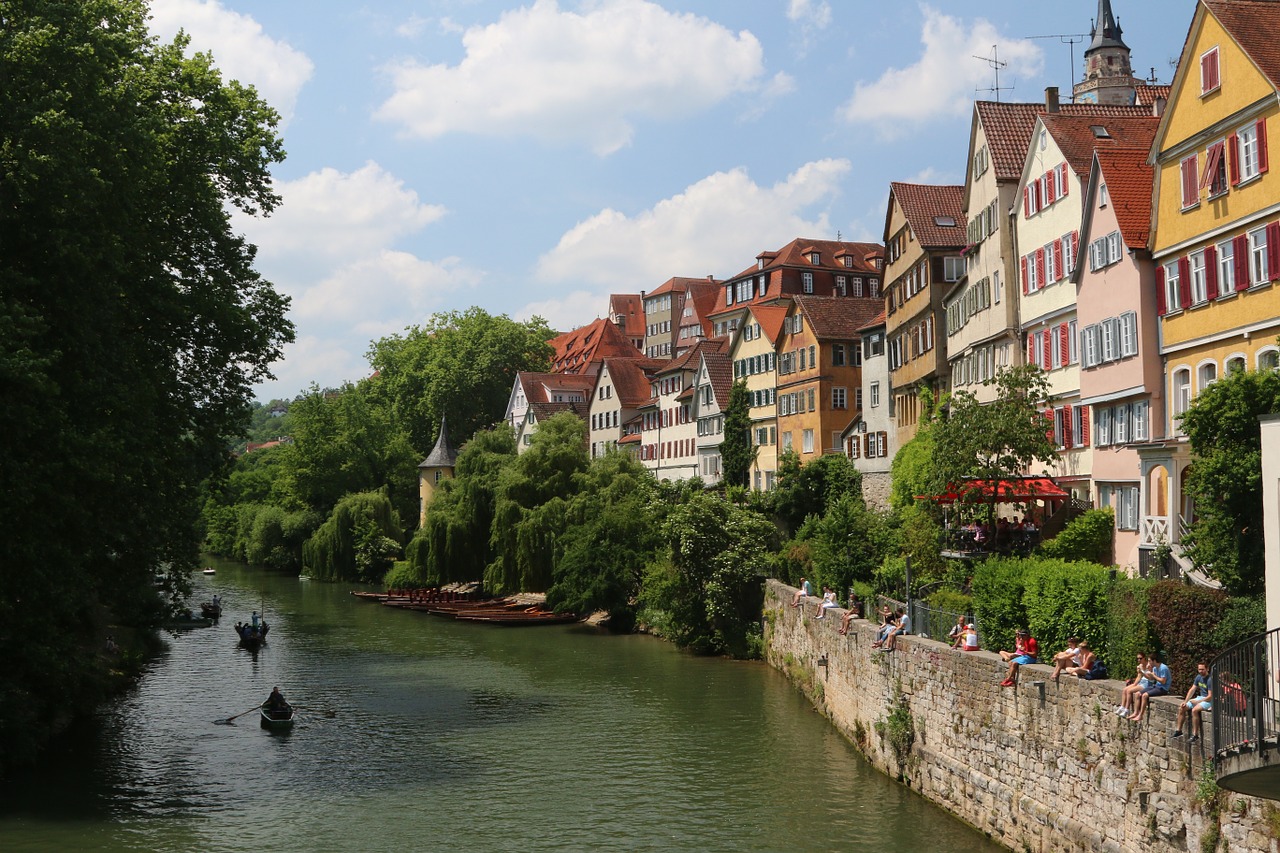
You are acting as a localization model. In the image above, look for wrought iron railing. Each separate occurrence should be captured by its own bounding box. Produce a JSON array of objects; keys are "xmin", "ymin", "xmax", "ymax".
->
[
  {"xmin": 1210, "ymin": 627, "xmax": 1280, "ymax": 762},
  {"xmin": 873, "ymin": 594, "xmax": 979, "ymax": 647}
]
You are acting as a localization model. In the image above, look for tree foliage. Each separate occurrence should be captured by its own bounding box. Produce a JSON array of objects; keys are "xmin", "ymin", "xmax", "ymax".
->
[
  {"xmin": 1178, "ymin": 365, "xmax": 1280, "ymax": 595},
  {"xmin": 1037, "ymin": 507, "xmax": 1116, "ymax": 565},
  {"xmin": 302, "ymin": 492, "xmax": 403, "ymax": 583},
  {"xmin": 771, "ymin": 450, "xmax": 863, "ymax": 536},
  {"xmin": 366, "ymin": 308, "xmax": 555, "ymax": 454},
  {"xmin": 719, "ymin": 380, "xmax": 755, "ymax": 489},
  {"xmin": 890, "ymin": 387, "xmax": 940, "ymax": 510},
  {"xmin": 0, "ymin": 0, "xmax": 291, "ymax": 769}
]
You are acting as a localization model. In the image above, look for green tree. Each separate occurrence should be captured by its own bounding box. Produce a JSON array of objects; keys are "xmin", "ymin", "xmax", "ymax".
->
[
  {"xmin": 302, "ymin": 492, "xmax": 403, "ymax": 583},
  {"xmin": 795, "ymin": 493, "xmax": 898, "ymax": 594},
  {"xmin": 0, "ymin": 0, "xmax": 291, "ymax": 769},
  {"xmin": 546, "ymin": 450, "xmax": 663, "ymax": 623},
  {"xmin": 367, "ymin": 308, "xmax": 556, "ymax": 454},
  {"xmin": 931, "ymin": 365, "xmax": 1056, "ymax": 522},
  {"xmin": 720, "ymin": 380, "xmax": 755, "ymax": 489},
  {"xmin": 1178, "ymin": 365, "xmax": 1280, "ymax": 595},
  {"xmin": 890, "ymin": 388, "xmax": 940, "ymax": 510},
  {"xmin": 772, "ymin": 450, "xmax": 863, "ymax": 536}
]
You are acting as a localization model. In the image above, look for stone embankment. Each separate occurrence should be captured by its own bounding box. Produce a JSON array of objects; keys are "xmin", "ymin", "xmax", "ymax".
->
[{"xmin": 765, "ymin": 580, "xmax": 1279, "ymax": 853}]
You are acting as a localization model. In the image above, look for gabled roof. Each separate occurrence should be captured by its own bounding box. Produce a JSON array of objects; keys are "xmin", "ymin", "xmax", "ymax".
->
[
  {"xmin": 647, "ymin": 276, "xmax": 721, "ymax": 298},
  {"xmin": 858, "ymin": 309, "xmax": 887, "ymax": 333},
  {"xmin": 973, "ymin": 100, "xmax": 1155, "ymax": 183},
  {"xmin": 748, "ymin": 303, "xmax": 789, "ymax": 344},
  {"xmin": 887, "ymin": 182, "xmax": 966, "ymax": 249},
  {"xmin": 550, "ymin": 316, "xmax": 639, "ymax": 373},
  {"xmin": 726, "ymin": 237, "xmax": 883, "ymax": 282},
  {"xmin": 700, "ymin": 350, "xmax": 734, "ymax": 409},
  {"xmin": 527, "ymin": 400, "xmax": 588, "ymax": 423},
  {"xmin": 1095, "ymin": 148, "xmax": 1155, "ymax": 250},
  {"xmin": 658, "ymin": 337, "xmax": 728, "ymax": 375},
  {"xmin": 1206, "ymin": 1, "xmax": 1280, "ymax": 90},
  {"xmin": 1035, "ymin": 113, "xmax": 1159, "ymax": 178},
  {"xmin": 793, "ymin": 295, "xmax": 884, "ymax": 340},
  {"xmin": 601, "ymin": 357, "xmax": 663, "ymax": 408}
]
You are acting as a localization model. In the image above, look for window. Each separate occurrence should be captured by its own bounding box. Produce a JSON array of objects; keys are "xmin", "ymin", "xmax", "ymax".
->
[
  {"xmin": 1189, "ymin": 250, "xmax": 1208, "ymax": 304},
  {"xmin": 832, "ymin": 344, "xmax": 846, "ymax": 366},
  {"xmin": 1068, "ymin": 319, "xmax": 1079, "ymax": 364},
  {"xmin": 1217, "ymin": 239, "xmax": 1235, "ymax": 293},
  {"xmin": 1259, "ymin": 349, "xmax": 1280, "ymax": 371},
  {"xmin": 802, "ymin": 429, "xmax": 814, "ymax": 454},
  {"xmin": 835, "ymin": 275, "xmax": 847, "ymax": 296},
  {"xmin": 1201, "ymin": 46, "xmax": 1220, "ymax": 95},
  {"xmin": 1117, "ymin": 486, "xmax": 1139, "ymax": 530},
  {"xmin": 1099, "ymin": 183, "xmax": 1109, "ymax": 207},
  {"xmin": 832, "ymin": 387, "xmax": 847, "ymax": 409},
  {"xmin": 1120, "ymin": 312, "xmax": 1137, "ymax": 357},
  {"xmin": 1198, "ymin": 361, "xmax": 1218, "ymax": 392},
  {"xmin": 1133, "ymin": 400, "xmax": 1149, "ymax": 441},
  {"xmin": 1096, "ymin": 406, "xmax": 1112, "ymax": 445},
  {"xmin": 1202, "ymin": 140, "xmax": 1228, "ymax": 197},
  {"xmin": 1248, "ymin": 226, "xmax": 1269, "ymax": 284},
  {"xmin": 1172, "ymin": 368, "xmax": 1192, "ymax": 423},
  {"xmin": 810, "ymin": 252, "xmax": 820, "ymax": 264},
  {"xmin": 1164, "ymin": 261, "xmax": 1182, "ymax": 312},
  {"xmin": 1226, "ymin": 355, "xmax": 1246, "ymax": 373},
  {"xmin": 1180, "ymin": 154, "xmax": 1199, "ymax": 209},
  {"xmin": 781, "ymin": 432, "xmax": 792, "ymax": 452},
  {"xmin": 802, "ymin": 272, "xmax": 814, "ymax": 293},
  {"xmin": 1236, "ymin": 121, "xmax": 1264, "ymax": 184},
  {"xmin": 870, "ymin": 382, "xmax": 880, "ymax": 407},
  {"xmin": 944, "ymin": 256, "xmax": 964, "ymax": 282}
]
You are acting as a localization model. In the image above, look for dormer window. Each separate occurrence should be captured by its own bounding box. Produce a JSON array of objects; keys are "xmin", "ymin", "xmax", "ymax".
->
[
  {"xmin": 810, "ymin": 252, "xmax": 821, "ymax": 264},
  {"xmin": 758, "ymin": 258, "xmax": 766, "ymax": 270}
]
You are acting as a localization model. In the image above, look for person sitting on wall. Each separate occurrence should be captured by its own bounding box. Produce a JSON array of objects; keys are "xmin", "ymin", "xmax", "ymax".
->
[
  {"xmin": 952, "ymin": 623, "xmax": 979, "ymax": 652},
  {"xmin": 1061, "ymin": 641, "xmax": 1099, "ymax": 679},
  {"xmin": 1115, "ymin": 653, "xmax": 1153, "ymax": 718},
  {"xmin": 814, "ymin": 587, "xmax": 838, "ymax": 619},
  {"xmin": 1172, "ymin": 661, "xmax": 1213, "ymax": 742},
  {"xmin": 880, "ymin": 611, "xmax": 910, "ymax": 652},
  {"xmin": 1130, "ymin": 652, "xmax": 1171, "ymax": 723},
  {"xmin": 871, "ymin": 606, "xmax": 895, "ymax": 647},
  {"xmin": 998, "ymin": 629, "xmax": 1038, "ymax": 687},
  {"xmin": 837, "ymin": 603, "xmax": 860, "ymax": 636},
  {"xmin": 947, "ymin": 614, "xmax": 965, "ymax": 645},
  {"xmin": 1050, "ymin": 637, "xmax": 1083, "ymax": 683},
  {"xmin": 790, "ymin": 577, "xmax": 812, "ymax": 608}
]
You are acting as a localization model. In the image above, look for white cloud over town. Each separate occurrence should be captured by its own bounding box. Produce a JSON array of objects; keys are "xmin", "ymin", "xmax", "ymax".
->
[
  {"xmin": 375, "ymin": 0, "xmax": 770, "ymax": 155},
  {"xmin": 838, "ymin": 5, "xmax": 1042, "ymax": 135},
  {"xmin": 147, "ymin": 0, "xmax": 314, "ymax": 123},
  {"xmin": 531, "ymin": 158, "xmax": 852, "ymax": 320}
]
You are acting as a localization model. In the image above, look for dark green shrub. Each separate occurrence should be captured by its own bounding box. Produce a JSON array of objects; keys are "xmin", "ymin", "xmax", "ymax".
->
[
  {"xmin": 383, "ymin": 560, "xmax": 423, "ymax": 590},
  {"xmin": 1105, "ymin": 577, "xmax": 1155, "ymax": 678},
  {"xmin": 302, "ymin": 491, "xmax": 403, "ymax": 582},
  {"xmin": 1146, "ymin": 581, "xmax": 1228, "ymax": 694},
  {"xmin": 1021, "ymin": 558, "xmax": 1111, "ymax": 661},
  {"xmin": 1209, "ymin": 597, "xmax": 1267, "ymax": 649},
  {"xmin": 1037, "ymin": 508, "xmax": 1116, "ymax": 565},
  {"xmin": 971, "ymin": 557, "xmax": 1027, "ymax": 653},
  {"xmin": 927, "ymin": 588, "xmax": 972, "ymax": 618}
]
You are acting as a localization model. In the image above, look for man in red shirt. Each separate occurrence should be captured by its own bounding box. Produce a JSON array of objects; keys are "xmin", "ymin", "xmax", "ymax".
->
[{"xmin": 999, "ymin": 629, "xmax": 1039, "ymax": 687}]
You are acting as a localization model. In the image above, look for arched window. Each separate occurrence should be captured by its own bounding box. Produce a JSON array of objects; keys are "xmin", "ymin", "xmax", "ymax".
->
[
  {"xmin": 1197, "ymin": 361, "xmax": 1218, "ymax": 393},
  {"xmin": 1225, "ymin": 354, "xmax": 1247, "ymax": 374},
  {"xmin": 1172, "ymin": 368, "xmax": 1192, "ymax": 419},
  {"xmin": 1258, "ymin": 348, "xmax": 1280, "ymax": 371}
]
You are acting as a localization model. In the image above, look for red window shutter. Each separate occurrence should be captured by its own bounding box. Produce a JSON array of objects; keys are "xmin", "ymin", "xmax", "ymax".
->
[
  {"xmin": 1045, "ymin": 172, "xmax": 1056, "ymax": 204},
  {"xmin": 1041, "ymin": 330, "xmax": 1051, "ymax": 369},
  {"xmin": 1229, "ymin": 133, "xmax": 1241, "ymax": 186},
  {"xmin": 1021, "ymin": 256, "xmax": 1029, "ymax": 294},
  {"xmin": 1059, "ymin": 323, "xmax": 1070, "ymax": 367},
  {"xmin": 1266, "ymin": 221, "xmax": 1280, "ymax": 274},
  {"xmin": 1053, "ymin": 240, "xmax": 1064, "ymax": 280},
  {"xmin": 1044, "ymin": 410, "xmax": 1055, "ymax": 445},
  {"xmin": 1026, "ymin": 332, "xmax": 1034, "ymax": 364},
  {"xmin": 1080, "ymin": 407, "xmax": 1090, "ymax": 447},
  {"xmin": 1024, "ymin": 187, "xmax": 1031, "ymax": 218},
  {"xmin": 1060, "ymin": 163, "xmax": 1070, "ymax": 196},
  {"xmin": 1036, "ymin": 248, "xmax": 1046, "ymax": 287},
  {"xmin": 1071, "ymin": 230, "xmax": 1079, "ymax": 267},
  {"xmin": 1206, "ymin": 244, "xmax": 1219, "ymax": 299},
  {"xmin": 1181, "ymin": 157, "xmax": 1198, "ymax": 207},
  {"xmin": 1259, "ymin": 119, "xmax": 1270, "ymax": 175},
  {"xmin": 1178, "ymin": 256, "xmax": 1192, "ymax": 307},
  {"xmin": 1156, "ymin": 265, "xmax": 1167, "ymax": 315},
  {"xmin": 1235, "ymin": 234, "xmax": 1251, "ymax": 290},
  {"xmin": 1063, "ymin": 404, "xmax": 1074, "ymax": 449}
]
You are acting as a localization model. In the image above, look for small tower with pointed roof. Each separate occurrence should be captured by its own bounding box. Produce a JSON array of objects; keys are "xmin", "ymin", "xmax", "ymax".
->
[
  {"xmin": 1073, "ymin": 0, "xmax": 1140, "ymax": 105},
  {"xmin": 417, "ymin": 417, "xmax": 457, "ymax": 526}
]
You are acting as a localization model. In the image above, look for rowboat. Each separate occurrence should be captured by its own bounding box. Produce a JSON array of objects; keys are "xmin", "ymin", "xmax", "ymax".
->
[
  {"xmin": 453, "ymin": 610, "xmax": 580, "ymax": 627},
  {"xmin": 235, "ymin": 621, "xmax": 269, "ymax": 649},
  {"xmin": 202, "ymin": 567, "xmax": 216, "ymax": 575},
  {"xmin": 260, "ymin": 705, "xmax": 295, "ymax": 730},
  {"xmin": 200, "ymin": 601, "xmax": 222, "ymax": 619}
]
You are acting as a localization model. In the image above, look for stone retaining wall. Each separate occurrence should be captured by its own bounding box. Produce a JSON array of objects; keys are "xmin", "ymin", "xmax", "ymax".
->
[{"xmin": 765, "ymin": 580, "xmax": 1278, "ymax": 853}]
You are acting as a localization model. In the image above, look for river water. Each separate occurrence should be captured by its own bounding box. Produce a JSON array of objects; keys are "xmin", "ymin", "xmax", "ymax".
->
[{"xmin": 1, "ymin": 556, "xmax": 1004, "ymax": 852}]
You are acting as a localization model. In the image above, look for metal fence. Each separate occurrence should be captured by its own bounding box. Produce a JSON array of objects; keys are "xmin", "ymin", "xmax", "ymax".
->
[
  {"xmin": 873, "ymin": 594, "xmax": 979, "ymax": 647},
  {"xmin": 1210, "ymin": 626, "xmax": 1280, "ymax": 761}
]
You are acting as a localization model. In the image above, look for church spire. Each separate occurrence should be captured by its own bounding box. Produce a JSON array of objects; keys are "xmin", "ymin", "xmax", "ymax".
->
[
  {"xmin": 1088, "ymin": 0, "xmax": 1129, "ymax": 53},
  {"xmin": 1075, "ymin": 0, "xmax": 1138, "ymax": 105}
]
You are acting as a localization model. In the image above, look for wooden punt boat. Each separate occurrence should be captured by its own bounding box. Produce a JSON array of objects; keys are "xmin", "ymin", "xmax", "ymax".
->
[
  {"xmin": 260, "ymin": 705, "xmax": 295, "ymax": 730},
  {"xmin": 453, "ymin": 610, "xmax": 580, "ymax": 626},
  {"xmin": 200, "ymin": 601, "xmax": 222, "ymax": 619}
]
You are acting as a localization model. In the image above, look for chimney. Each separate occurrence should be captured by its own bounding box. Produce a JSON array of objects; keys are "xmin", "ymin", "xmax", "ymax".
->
[{"xmin": 1045, "ymin": 86, "xmax": 1060, "ymax": 113}]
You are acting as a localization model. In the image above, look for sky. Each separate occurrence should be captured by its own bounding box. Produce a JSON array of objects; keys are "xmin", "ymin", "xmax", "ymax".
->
[{"xmin": 144, "ymin": 0, "xmax": 1195, "ymax": 401}]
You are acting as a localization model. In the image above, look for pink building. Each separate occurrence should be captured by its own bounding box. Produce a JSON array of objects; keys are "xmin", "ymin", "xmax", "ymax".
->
[{"xmin": 1072, "ymin": 147, "xmax": 1166, "ymax": 572}]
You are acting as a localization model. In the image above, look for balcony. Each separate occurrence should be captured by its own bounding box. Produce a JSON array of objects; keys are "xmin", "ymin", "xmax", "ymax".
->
[{"xmin": 1212, "ymin": 627, "xmax": 1280, "ymax": 800}]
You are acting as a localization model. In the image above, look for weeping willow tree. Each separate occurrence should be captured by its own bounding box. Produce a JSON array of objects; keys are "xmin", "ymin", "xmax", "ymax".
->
[
  {"xmin": 302, "ymin": 491, "xmax": 402, "ymax": 582},
  {"xmin": 485, "ymin": 413, "xmax": 589, "ymax": 593},
  {"xmin": 406, "ymin": 426, "xmax": 517, "ymax": 586}
]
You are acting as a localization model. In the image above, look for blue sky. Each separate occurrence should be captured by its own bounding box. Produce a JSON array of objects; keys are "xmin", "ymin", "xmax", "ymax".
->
[{"xmin": 145, "ymin": 0, "xmax": 1193, "ymax": 400}]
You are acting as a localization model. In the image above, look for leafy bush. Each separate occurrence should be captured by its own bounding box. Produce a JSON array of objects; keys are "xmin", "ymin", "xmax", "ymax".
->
[
  {"xmin": 1037, "ymin": 508, "xmax": 1115, "ymax": 565},
  {"xmin": 1105, "ymin": 577, "xmax": 1155, "ymax": 678},
  {"xmin": 383, "ymin": 560, "xmax": 423, "ymax": 590},
  {"xmin": 1208, "ymin": 596, "xmax": 1267, "ymax": 650},
  {"xmin": 927, "ymin": 588, "xmax": 972, "ymax": 618},
  {"xmin": 302, "ymin": 491, "xmax": 403, "ymax": 582},
  {"xmin": 1020, "ymin": 558, "xmax": 1111, "ymax": 661},
  {"xmin": 971, "ymin": 557, "xmax": 1027, "ymax": 653},
  {"xmin": 1147, "ymin": 580, "xmax": 1229, "ymax": 694}
]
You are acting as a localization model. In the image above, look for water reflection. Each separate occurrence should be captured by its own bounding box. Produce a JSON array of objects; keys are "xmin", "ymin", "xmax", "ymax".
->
[{"xmin": 0, "ymin": 556, "xmax": 1005, "ymax": 852}]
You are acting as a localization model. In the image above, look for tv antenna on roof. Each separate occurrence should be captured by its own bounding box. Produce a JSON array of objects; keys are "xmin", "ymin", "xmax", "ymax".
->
[
  {"xmin": 973, "ymin": 45, "xmax": 1013, "ymax": 102},
  {"xmin": 1025, "ymin": 33, "xmax": 1089, "ymax": 100}
]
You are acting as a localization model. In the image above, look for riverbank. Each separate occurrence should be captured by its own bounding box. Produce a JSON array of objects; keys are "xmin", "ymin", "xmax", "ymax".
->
[{"xmin": 765, "ymin": 580, "xmax": 1279, "ymax": 853}]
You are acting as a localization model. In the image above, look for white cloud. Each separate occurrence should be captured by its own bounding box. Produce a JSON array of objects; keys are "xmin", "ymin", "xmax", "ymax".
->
[
  {"xmin": 148, "ymin": 0, "xmax": 314, "ymax": 123},
  {"xmin": 375, "ymin": 0, "xmax": 768, "ymax": 155},
  {"xmin": 787, "ymin": 0, "xmax": 832, "ymax": 55},
  {"xmin": 535, "ymin": 158, "xmax": 852, "ymax": 292},
  {"xmin": 838, "ymin": 5, "xmax": 1041, "ymax": 136},
  {"xmin": 234, "ymin": 162, "xmax": 446, "ymax": 270}
]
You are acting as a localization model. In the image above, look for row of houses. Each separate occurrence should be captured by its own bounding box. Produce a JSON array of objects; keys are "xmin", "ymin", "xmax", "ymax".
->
[{"xmin": 495, "ymin": 0, "xmax": 1280, "ymax": 576}]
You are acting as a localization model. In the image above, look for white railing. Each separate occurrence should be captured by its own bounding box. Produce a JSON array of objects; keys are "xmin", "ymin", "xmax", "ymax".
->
[{"xmin": 1139, "ymin": 515, "xmax": 1170, "ymax": 546}]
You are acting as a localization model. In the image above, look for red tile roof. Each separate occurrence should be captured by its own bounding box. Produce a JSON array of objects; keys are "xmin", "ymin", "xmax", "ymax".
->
[
  {"xmin": 748, "ymin": 304, "xmax": 789, "ymax": 344},
  {"xmin": 858, "ymin": 309, "xmax": 887, "ymax": 333},
  {"xmin": 550, "ymin": 316, "xmax": 640, "ymax": 373},
  {"xmin": 888, "ymin": 183, "xmax": 966, "ymax": 248},
  {"xmin": 702, "ymin": 350, "xmax": 734, "ymax": 409},
  {"xmin": 1135, "ymin": 84, "xmax": 1171, "ymax": 106},
  {"xmin": 601, "ymin": 357, "xmax": 663, "ymax": 408},
  {"xmin": 975, "ymin": 100, "xmax": 1154, "ymax": 181},
  {"xmin": 726, "ymin": 237, "xmax": 883, "ymax": 282},
  {"xmin": 793, "ymin": 295, "xmax": 885, "ymax": 340},
  {"xmin": 528, "ymin": 400, "xmax": 588, "ymax": 422},
  {"xmin": 1207, "ymin": 1, "xmax": 1280, "ymax": 90},
  {"xmin": 517, "ymin": 372, "xmax": 597, "ymax": 405},
  {"xmin": 647, "ymin": 276, "xmax": 721, "ymax": 297},
  {"xmin": 609, "ymin": 294, "xmax": 644, "ymax": 341},
  {"xmin": 1038, "ymin": 113, "xmax": 1159, "ymax": 178},
  {"xmin": 1094, "ymin": 147, "xmax": 1154, "ymax": 250},
  {"xmin": 658, "ymin": 336, "xmax": 728, "ymax": 375}
]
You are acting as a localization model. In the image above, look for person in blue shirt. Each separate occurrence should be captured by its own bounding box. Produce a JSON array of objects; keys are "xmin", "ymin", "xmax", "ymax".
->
[
  {"xmin": 1131, "ymin": 652, "xmax": 1171, "ymax": 722},
  {"xmin": 790, "ymin": 578, "xmax": 812, "ymax": 608},
  {"xmin": 1172, "ymin": 661, "xmax": 1212, "ymax": 742}
]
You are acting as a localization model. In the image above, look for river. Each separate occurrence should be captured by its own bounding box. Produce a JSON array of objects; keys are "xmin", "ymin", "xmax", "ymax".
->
[{"xmin": 0, "ymin": 556, "xmax": 1005, "ymax": 852}]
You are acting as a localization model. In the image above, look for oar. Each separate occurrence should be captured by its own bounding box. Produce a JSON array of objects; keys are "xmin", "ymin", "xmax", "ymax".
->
[{"xmin": 215, "ymin": 704, "xmax": 262, "ymax": 725}]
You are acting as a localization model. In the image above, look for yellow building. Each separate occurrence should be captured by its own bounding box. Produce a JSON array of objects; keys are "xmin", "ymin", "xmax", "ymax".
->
[
  {"xmin": 1141, "ymin": 0, "xmax": 1280, "ymax": 575},
  {"xmin": 417, "ymin": 417, "xmax": 457, "ymax": 527}
]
